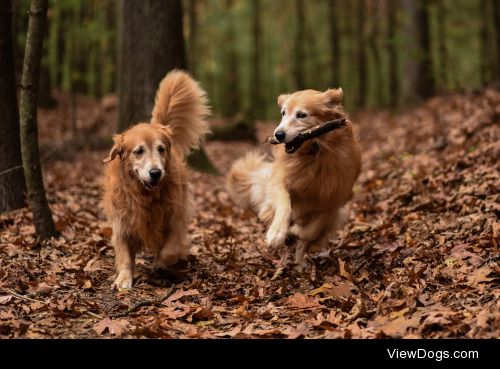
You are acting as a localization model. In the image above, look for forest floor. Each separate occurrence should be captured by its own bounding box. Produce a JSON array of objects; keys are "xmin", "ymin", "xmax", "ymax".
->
[{"xmin": 0, "ymin": 89, "xmax": 498, "ymax": 339}]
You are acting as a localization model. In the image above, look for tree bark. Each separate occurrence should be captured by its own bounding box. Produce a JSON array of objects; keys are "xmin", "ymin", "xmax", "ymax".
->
[
  {"xmin": 480, "ymin": 0, "xmax": 490, "ymax": 86},
  {"xmin": 387, "ymin": 0, "xmax": 399, "ymax": 108},
  {"xmin": 187, "ymin": 0, "xmax": 198, "ymax": 77},
  {"xmin": 221, "ymin": 0, "xmax": 240, "ymax": 118},
  {"xmin": 494, "ymin": 0, "xmax": 500, "ymax": 83},
  {"xmin": 415, "ymin": 0, "xmax": 435, "ymax": 98},
  {"xmin": 118, "ymin": 0, "xmax": 187, "ymax": 131},
  {"xmin": 402, "ymin": 0, "xmax": 418, "ymax": 103},
  {"xmin": 118, "ymin": 0, "xmax": 216, "ymax": 174},
  {"xmin": 437, "ymin": 0, "xmax": 449, "ymax": 92},
  {"xmin": 19, "ymin": 0, "xmax": 57, "ymax": 239},
  {"xmin": 0, "ymin": 0, "xmax": 27, "ymax": 212},
  {"xmin": 357, "ymin": 0, "xmax": 367, "ymax": 107},
  {"xmin": 369, "ymin": 1, "xmax": 384, "ymax": 106},
  {"xmin": 250, "ymin": 0, "xmax": 263, "ymax": 122},
  {"xmin": 328, "ymin": 0, "xmax": 341, "ymax": 87},
  {"xmin": 294, "ymin": 0, "xmax": 306, "ymax": 90}
]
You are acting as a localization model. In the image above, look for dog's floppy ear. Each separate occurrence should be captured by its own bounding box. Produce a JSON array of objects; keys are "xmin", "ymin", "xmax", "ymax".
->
[
  {"xmin": 103, "ymin": 134, "xmax": 125, "ymax": 163},
  {"xmin": 323, "ymin": 88, "xmax": 343, "ymax": 105},
  {"xmin": 277, "ymin": 94, "xmax": 290, "ymax": 107}
]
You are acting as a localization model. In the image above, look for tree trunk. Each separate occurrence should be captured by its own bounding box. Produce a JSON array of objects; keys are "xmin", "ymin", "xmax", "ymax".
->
[
  {"xmin": 493, "ymin": 0, "xmax": 500, "ymax": 83},
  {"xmin": 250, "ymin": 0, "xmax": 263, "ymax": 122},
  {"xmin": 402, "ymin": 0, "xmax": 418, "ymax": 103},
  {"xmin": 118, "ymin": 0, "xmax": 216, "ymax": 174},
  {"xmin": 187, "ymin": 0, "xmax": 198, "ymax": 77},
  {"xmin": 0, "ymin": 0, "xmax": 27, "ymax": 213},
  {"xmin": 368, "ymin": 1, "xmax": 384, "ymax": 106},
  {"xmin": 387, "ymin": 0, "xmax": 399, "ymax": 108},
  {"xmin": 415, "ymin": 0, "xmax": 435, "ymax": 99},
  {"xmin": 437, "ymin": 0, "xmax": 448, "ymax": 92},
  {"xmin": 480, "ymin": 0, "xmax": 490, "ymax": 86},
  {"xmin": 221, "ymin": 0, "xmax": 240, "ymax": 118},
  {"xmin": 38, "ymin": 12, "xmax": 55, "ymax": 108},
  {"xmin": 294, "ymin": 0, "xmax": 306, "ymax": 90},
  {"xmin": 328, "ymin": 0, "xmax": 341, "ymax": 87},
  {"xmin": 357, "ymin": 0, "xmax": 367, "ymax": 107},
  {"xmin": 118, "ymin": 0, "xmax": 187, "ymax": 131},
  {"xmin": 19, "ymin": 0, "xmax": 57, "ymax": 239}
]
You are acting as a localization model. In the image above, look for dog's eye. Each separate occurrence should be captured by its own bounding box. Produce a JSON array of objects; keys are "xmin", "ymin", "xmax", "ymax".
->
[
  {"xmin": 158, "ymin": 145, "xmax": 165, "ymax": 153},
  {"xmin": 296, "ymin": 111, "xmax": 307, "ymax": 119},
  {"xmin": 281, "ymin": 110, "xmax": 285, "ymax": 117},
  {"xmin": 133, "ymin": 147, "xmax": 144, "ymax": 156}
]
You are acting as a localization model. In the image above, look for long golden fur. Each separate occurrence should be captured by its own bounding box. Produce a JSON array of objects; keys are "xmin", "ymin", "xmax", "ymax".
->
[
  {"xmin": 227, "ymin": 88, "xmax": 361, "ymax": 266},
  {"xmin": 102, "ymin": 70, "xmax": 210, "ymax": 289}
]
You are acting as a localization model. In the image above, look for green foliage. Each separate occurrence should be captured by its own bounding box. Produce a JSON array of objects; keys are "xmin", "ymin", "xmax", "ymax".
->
[{"xmin": 12, "ymin": 0, "xmax": 497, "ymax": 118}]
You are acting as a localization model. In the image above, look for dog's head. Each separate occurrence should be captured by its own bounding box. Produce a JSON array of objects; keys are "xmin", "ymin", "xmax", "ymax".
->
[
  {"xmin": 273, "ymin": 88, "xmax": 345, "ymax": 144},
  {"xmin": 103, "ymin": 123, "xmax": 172, "ymax": 191}
]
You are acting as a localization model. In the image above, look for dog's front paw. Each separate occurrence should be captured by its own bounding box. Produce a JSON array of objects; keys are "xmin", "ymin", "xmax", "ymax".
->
[
  {"xmin": 289, "ymin": 224, "xmax": 302, "ymax": 237},
  {"xmin": 266, "ymin": 225, "xmax": 288, "ymax": 248},
  {"xmin": 112, "ymin": 271, "xmax": 133, "ymax": 290}
]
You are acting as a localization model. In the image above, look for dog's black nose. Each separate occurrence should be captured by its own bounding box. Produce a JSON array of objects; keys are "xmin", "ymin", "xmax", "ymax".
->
[
  {"xmin": 275, "ymin": 130, "xmax": 286, "ymax": 142},
  {"xmin": 149, "ymin": 169, "xmax": 162, "ymax": 181}
]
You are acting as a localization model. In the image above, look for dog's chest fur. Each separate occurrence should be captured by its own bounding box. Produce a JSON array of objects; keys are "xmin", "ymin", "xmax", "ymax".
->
[{"xmin": 103, "ymin": 159, "xmax": 188, "ymax": 251}]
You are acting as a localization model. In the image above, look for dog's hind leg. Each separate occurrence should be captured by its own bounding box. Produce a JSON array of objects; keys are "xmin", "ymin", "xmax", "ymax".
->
[
  {"xmin": 154, "ymin": 220, "xmax": 190, "ymax": 270},
  {"xmin": 290, "ymin": 212, "xmax": 333, "ymax": 243}
]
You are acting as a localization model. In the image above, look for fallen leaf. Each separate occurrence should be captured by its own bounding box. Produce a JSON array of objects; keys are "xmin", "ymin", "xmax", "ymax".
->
[
  {"xmin": 164, "ymin": 289, "xmax": 199, "ymax": 304},
  {"xmin": 286, "ymin": 293, "xmax": 322, "ymax": 310},
  {"xmin": 0, "ymin": 295, "xmax": 13, "ymax": 305},
  {"xmin": 93, "ymin": 318, "xmax": 128, "ymax": 336},
  {"xmin": 467, "ymin": 265, "xmax": 495, "ymax": 286},
  {"xmin": 338, "ymin": 258, "xmax": 352, "ymax": 280}
]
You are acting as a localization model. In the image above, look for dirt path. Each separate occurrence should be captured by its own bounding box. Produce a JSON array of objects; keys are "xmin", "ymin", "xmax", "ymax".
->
[{"xmin": 0, "ymin": 90, "xmax": 498, "ymax": 338}]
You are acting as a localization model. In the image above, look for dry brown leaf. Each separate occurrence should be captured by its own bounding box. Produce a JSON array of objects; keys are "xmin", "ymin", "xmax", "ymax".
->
[
  {"xmin": 0, "ymin": 295, "xmax": 13, "ymax": 305},
  {"xmin": 93, "ymin": 318, "xmax": 129, "ymax": 336},
  {"xmin": 286, "ymin": 293, "xmax": 322, "ymax": 310}
]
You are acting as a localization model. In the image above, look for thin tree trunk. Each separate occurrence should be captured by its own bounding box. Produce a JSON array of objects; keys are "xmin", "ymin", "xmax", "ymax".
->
[
  {"xmin": 19, "ymin": 0, "xmax": 57, "ymax": 239},
  {"xmin": 369, "ymin": 1, "xmax": 384, "ymax": 106},
  {"xmin": 294, "ymin": 0, "xmax": 306, "ymax": 90},
  {"xmin": 38, "ymin": 13, "xmax": 55, "ymax": 108},
  {"xmin": 328, "ymin": 0, "xmax": 340, "ymax": 87},
  {"xmin": 415, "ymin": 0, "xmax": 435, "ymax": 98},
  {"xmin": 222, "ymin": 0, "xmax": 240, "ymax": 118},
  {"xmin": 479, "ymin": 0, "xmax": 490, "ymax": 86},
  {"xmin": 0, "ymin": 0, "xmax": 27, "ymax": 212},
  {"xmin": 402, "ymin": 0, "xmax": 419, "ymax": 103},
  {"xmin": 187, "ymin": 0, "xmax": 198, "ymax": 77},
  {"xmin": 357, "ymin": 0, "xmax": 367, "ymax": 107},
  {"xmin": 491, "ymin": 0, "xmax": 500, "ymax": 83},
  {"xmin": 387, "ymin": 0, "xmax": 399, "ymax": 108},
  {"xmin": 250, "ymin": 0, "xmax": 263, "ymax": 122},
  {"xmin": 437, "ymin": 0, "xmax": 448, "ymax": 92}
]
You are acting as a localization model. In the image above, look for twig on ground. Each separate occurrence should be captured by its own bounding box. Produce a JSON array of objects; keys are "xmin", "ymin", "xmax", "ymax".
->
[
  {"xmin": 112, "ymin": 287, "xmax": 174, "ymax": 318},
  {"xmin": 2, "ymin": 288, "xmax": 42, "ymax": 303}
]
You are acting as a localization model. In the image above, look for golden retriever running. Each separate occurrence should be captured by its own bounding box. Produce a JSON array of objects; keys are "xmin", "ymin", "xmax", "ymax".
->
[
  {"xmin": 227, "ymin": 88, "xmax": 361, "ymax": 266},
  {"xmin": 102, "ymin": 70, "xmax": 210, "ymax": 289}
]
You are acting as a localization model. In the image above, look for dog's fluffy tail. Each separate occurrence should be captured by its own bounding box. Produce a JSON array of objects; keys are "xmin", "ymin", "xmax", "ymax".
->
[
  {"xmin": 226, "ymin": 151, "xmax": 269, "ymax": 208},
  {"xmin": 151, "ymin": 69, "xmax": 210, "ymax": 157}
]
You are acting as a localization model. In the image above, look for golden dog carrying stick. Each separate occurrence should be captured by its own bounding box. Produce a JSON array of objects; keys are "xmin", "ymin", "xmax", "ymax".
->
[{"xmin": 227, "ymin": 88, "xmax": 361, "ymax": 267}]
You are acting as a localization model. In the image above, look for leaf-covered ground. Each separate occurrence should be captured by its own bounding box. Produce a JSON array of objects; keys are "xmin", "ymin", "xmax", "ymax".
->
[{"xmin": 0, "ymin": 89, "xmax": 498, "ymax": 338}]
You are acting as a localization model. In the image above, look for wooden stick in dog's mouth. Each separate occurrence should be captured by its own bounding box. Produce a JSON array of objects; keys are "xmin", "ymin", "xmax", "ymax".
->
[{"xmin": 265, "ymin": 118, "xmax": 347, "ymax": 154}]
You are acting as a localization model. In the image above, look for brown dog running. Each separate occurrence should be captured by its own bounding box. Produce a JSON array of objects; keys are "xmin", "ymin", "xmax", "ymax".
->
[
  {"xmin": 102, "ymin": 70, "xmax": 210, "ymax": 289},
  {"xmin": 227, "ymin": 88, "xmax": 361, "ymax": 267}
]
